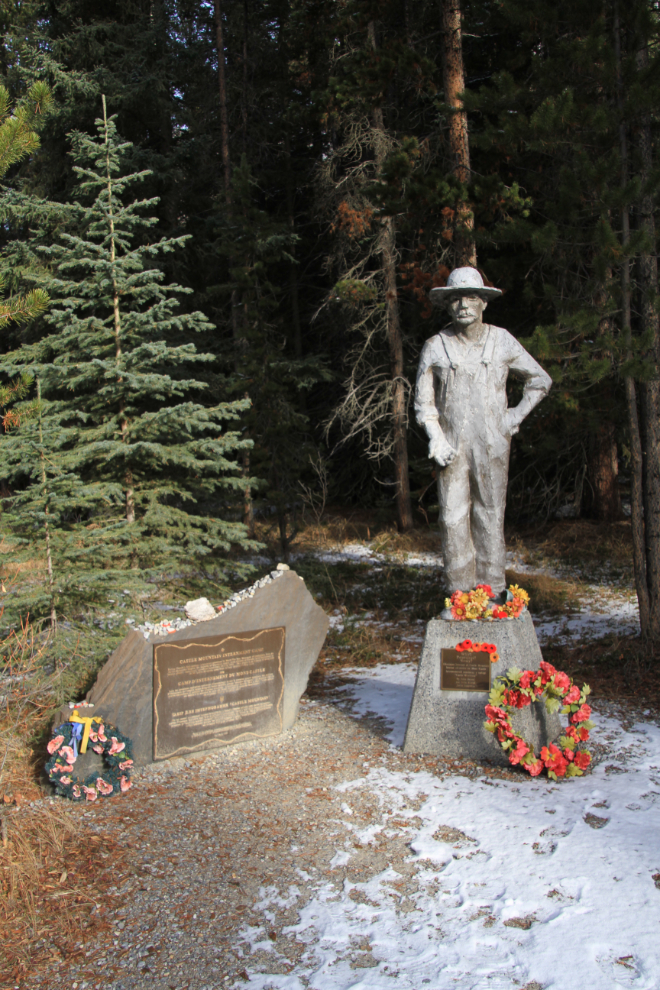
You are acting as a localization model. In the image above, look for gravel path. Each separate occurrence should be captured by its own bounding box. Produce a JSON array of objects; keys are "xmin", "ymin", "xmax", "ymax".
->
[{"xmin": 27, "ymin": 692, "xmax": 657, "ymax": 990}]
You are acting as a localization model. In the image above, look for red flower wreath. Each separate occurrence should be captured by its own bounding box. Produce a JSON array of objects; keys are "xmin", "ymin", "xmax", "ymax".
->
[{"xmin": 484, "ymin": 661, "xmax": 593, "ymax": 780}]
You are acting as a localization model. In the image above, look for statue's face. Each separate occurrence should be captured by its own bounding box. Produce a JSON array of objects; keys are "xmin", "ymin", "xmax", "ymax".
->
[{"xmin": 447, "ymin": 293, "xmax": 487, "ymax": 328}]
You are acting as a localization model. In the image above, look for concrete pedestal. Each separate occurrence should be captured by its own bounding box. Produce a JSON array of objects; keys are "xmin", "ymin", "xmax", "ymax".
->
[{"xmin": 403, "ymin": 611, "xmax": 561, "ymax": 765}]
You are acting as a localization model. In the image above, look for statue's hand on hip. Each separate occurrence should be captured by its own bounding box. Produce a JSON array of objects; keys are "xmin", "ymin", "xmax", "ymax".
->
[
  {"xmin": 429, "ymin": 436, "xmax": 456, "ymax": 467},
  {"xmin": 505, "ymin": 408, "xmax": 521, "ymax": 436}
]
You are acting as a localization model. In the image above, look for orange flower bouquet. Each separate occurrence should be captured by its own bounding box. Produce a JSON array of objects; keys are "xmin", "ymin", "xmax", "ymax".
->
[{"xmin": 445, "ymin": 583, "xmax": 530, "ymax": 621}]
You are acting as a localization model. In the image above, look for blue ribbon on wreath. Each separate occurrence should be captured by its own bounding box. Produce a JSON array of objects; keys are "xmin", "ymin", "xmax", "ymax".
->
[{"xmin": 70, "ymin": 721, "xmax": 83, "ymax": 758}]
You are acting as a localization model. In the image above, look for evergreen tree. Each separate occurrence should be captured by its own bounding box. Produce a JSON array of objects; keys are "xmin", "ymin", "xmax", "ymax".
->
[
  {"xmin": 0, "ymin": 80, "xmax": 52, "ymax": 329},
  {"xmin": 1, "ymin": 99, "xmax": 256, "ymax": 624}
]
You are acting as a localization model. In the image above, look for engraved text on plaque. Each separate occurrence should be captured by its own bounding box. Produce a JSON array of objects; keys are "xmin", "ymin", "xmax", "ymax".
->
[
  {"xmin": 440, "ymin": 648, "xmax": 491, "ymax": 693},
  {"xmin": 153, "ymin": 627, "xmax": 285, "ymax": 761}
]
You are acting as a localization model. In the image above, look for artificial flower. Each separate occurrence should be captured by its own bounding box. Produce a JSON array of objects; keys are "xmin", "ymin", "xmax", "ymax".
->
[
  {"xmin": 505, "ymin": 689, "xmax": 530, "ymax": 709},
  {"xmin": 572, "ymin": 704, "xmax": 592, "ymax": 724},
  {"xmin": 508, "ymin": 584, "xmax": 530, "ymax": 604},
  {"xmin": 541, "ymin": 744, "xmax": 568, "ymax": 777},
  {"xmin": 509, "ymin": 739, "xmax": 530, "ymax": 764},
  {"xmin": 475, "ymin": 584, "xmax": 495, "ymax": 597},
  {"xmin": 83, "ymin": 785, "xmax": 98, "ymax": 802},
  {"xmin": 120, "ymin": 775, "xmax": 132, "ymax": 793},
  {"xmin": 96, "ymin": 777, "xmax": 114, "ymax": 796},
  {"xmin": 47, "ymin": 734, "xmax": 64, "ymax": 755},
  {"xmin": 108, "ymin": 737, "xmax": 126, "ymax": 755},
  {"xmin": 60, "ymin": 745, "xmax": 76, "ymax": 765}
]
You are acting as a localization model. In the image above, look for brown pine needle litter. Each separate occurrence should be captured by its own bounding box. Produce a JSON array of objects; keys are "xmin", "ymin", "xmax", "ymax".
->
[
  {"xmin": 0, "ymin": 803, "xmax": 123, "ymax": 984},
  {"xmin": 0, "ymin": 610, "xmax": 127, "ymax": 985}
]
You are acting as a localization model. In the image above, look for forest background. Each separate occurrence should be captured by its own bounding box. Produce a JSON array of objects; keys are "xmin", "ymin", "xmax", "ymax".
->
[{"xmin": 1, "ymin": 0, "xmax": 660, "ymax": 647}]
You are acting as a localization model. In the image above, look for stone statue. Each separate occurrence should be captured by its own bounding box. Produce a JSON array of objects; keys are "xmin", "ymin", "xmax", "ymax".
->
[{"xmin": 415, "ymin": 267, "xmax": 551, "ymax": 597}]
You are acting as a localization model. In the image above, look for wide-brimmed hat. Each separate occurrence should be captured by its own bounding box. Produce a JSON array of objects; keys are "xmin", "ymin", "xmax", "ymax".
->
[{"xmin": 429, "ymin": 266, "xmax": 502, "ymax": 301}]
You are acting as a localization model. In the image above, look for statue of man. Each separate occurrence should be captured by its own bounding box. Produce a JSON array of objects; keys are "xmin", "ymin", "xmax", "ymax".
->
[{"xmin": 415, "ymin": 267, "xmax": 551, "ymax": 597}]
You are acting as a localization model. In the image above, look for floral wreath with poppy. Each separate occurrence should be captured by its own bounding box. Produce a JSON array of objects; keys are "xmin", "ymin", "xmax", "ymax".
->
[
  {"xmin": 46, "ymin": 716, "xmax": 134, "ymax": 802},
  {"xmin": 484, "ymin": 661, "xmax": 593, "ymax": 780},
  {"xmin": 445, "ymin": 584, "xmax": 529, "ymax": 621}
]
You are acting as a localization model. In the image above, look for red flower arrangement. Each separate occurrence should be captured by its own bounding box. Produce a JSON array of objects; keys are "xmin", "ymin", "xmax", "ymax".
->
[
  {"xmin": 484, "ymin": 661, "xmax": 593, "ymax": 780},
  {"xmin": 454, "ymin": 639, "xmax": 500, "ymax": 664}
]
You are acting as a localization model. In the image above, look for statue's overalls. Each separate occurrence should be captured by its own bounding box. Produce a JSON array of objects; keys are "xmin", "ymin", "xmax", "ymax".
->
[{"xmin": 415, "ymin": 324, "xmax": 551, "ymax": 593}]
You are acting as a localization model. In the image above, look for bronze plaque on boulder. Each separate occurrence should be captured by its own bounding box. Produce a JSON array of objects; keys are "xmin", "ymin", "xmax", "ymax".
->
[
  {"xmin": 153, "ymin": 627, "xmax": 285, "ymax": 761},
  {"xmin": 440, "ymin": 648, "xmax": 491, "ymax": 693}
]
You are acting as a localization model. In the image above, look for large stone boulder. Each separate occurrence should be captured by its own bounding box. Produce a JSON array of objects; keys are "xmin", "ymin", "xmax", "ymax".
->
[{"xmin": 82, "ymin": 571, "xmax": 328, "ymax": 765}]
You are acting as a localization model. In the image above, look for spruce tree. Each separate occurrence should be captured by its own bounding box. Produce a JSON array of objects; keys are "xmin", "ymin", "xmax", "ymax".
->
[
  {"xmin": 1, "ymin": 99, "xmax": 256, "ymax": 624},
  {"xmin": 0, "ymin": 80, "xmax": 52, "ymax": 329}
]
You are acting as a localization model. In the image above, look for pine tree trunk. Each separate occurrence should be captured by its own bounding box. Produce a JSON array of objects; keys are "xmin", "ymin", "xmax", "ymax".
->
[
  {"xmin": 214, "ymin": 0, "xmax": 232, "ymax": 207},
  {"xmin": 368, "ymin": 21, "xmax": 413, "ymax": 532},
  {"xmin": 214, "ymin": 1, "xmax": 253, "ymax": 535},
  {"xmin": 589, "ymin": 422, "xmax": 619, "ymax": 521},
  {"xmin": 37, "ymin": 379, "xmax": 56, "ymax": 630},
  {"xmin": 636, "ymin": 42, "xmax": 660, "ymax": 641},
  {"xmin": 382, "ymin": 217, "xmax": 414, "ymax": 532},
  {"xmin": 614, "ymin": 6, "xmax": 650, "ymax": 637},
  {"xmin": 242, "ymin": 0, "xmax": 248, "ymax": 153},
  {"xmin": 440, "ymin": 0, "xmax": 476, "ymax": 267},
  {"xmin": 285, "ymin": 134, "xmax": 302, "ymax": 362},
  {"xmin": 102, "ymin": 95, "xmax": 136, "ymax": 546}
]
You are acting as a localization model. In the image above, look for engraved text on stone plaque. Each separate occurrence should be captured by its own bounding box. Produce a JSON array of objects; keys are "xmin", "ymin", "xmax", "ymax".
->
[
  {"xmin": 153, "ymin": 627, "xmax": 285, "ymax": 761},
  {"xmin": 440, "ymin": 648, "xmax": 491, "ymax": 693}
]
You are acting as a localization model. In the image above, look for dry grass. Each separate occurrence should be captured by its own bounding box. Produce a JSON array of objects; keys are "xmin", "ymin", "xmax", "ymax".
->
[
  {"xmin": 533, "ymin": 519, "xmax": 633, "ymax": 568},
  {"xmin": 0, "ymin": 609, "xmax": 126, "ymax": 985},
  {"xmin": 505, "ymin": 569, "xmax": 583, "ymax": 614},
  {"xmin": 0, "ymin": 804, "xmax": 122, "ymax": 982},
  {"xmin": 322, "ymin": 620, "xmax": 419, "ymax": 671},
  {"xmin": 256, "ymin": 505, "xmax": 442, "ymax": 559},
  {"xmin": 542, "ymin": 632, "xmax": 660, "ymax": 708},
  {"xmin": 0, "ymin": 614, "xmax": 61, "ymax": 802}
]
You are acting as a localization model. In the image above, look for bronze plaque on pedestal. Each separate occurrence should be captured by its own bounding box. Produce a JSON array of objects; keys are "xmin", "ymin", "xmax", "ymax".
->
[
  {"xmin": 440, "ymin": 648, "xmax": 491, "ymax": 693},
  {"xmin": 153, "ymin": 627, "xmax": 285, "ymax": 761}
]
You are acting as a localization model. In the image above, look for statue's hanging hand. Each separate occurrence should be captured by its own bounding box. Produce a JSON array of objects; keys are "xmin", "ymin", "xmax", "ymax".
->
[{"xmin": 429, "ymin": 435, "xmax": 457, "ymax": 467}]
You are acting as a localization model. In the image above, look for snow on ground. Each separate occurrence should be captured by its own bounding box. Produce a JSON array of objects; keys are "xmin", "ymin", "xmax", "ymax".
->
[
  {"xmin": 241, "ymin": 663, "xmax": 660, "ymax": 990},
  {"xmin": 332, "ymin": 662, "xmax": 418, "ymax": 748},
  {"xmin": 533, "ymin": 596, "xmax": 640, "ymax": 645}
]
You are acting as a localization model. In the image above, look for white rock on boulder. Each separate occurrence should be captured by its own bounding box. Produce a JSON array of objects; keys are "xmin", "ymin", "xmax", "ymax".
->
[{"xmin": 184, "ymin": 597, "xmax": 217, "ymax": 622}]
